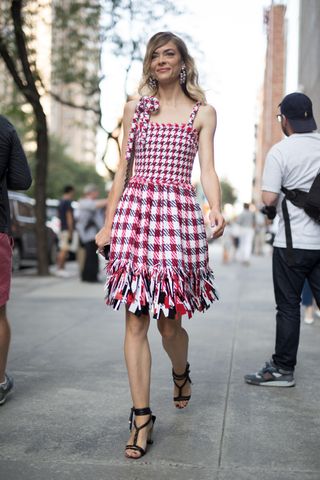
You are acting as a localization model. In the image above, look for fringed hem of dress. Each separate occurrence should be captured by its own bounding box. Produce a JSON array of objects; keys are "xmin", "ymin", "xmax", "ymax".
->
[{"xmin": 104, "ymin": 260, "xmax": 219, "ymax": 319}]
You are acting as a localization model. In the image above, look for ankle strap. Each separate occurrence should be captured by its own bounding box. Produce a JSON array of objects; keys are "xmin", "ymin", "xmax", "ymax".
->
[
  {"xmin": 172, "ymin": 362, "xmax": 190, "ymax": 380},
  {"xmin": 128, "ymin": 406, "xmax": 152, "ymax": 431},
  {"xmin": 134, "ymin": 407, "xmax": 152, "ymax": 416}
]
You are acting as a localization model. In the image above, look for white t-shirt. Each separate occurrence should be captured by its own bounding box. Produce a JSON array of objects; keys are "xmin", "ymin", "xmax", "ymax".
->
[
  {"xmin": 77, "ymin": 198, "xmax": 104, "ymax": 243},
  {"xmin": 262, "ymin": 132, "xmax": 320, "ymax": 250},
  {"xmin": 237, "ymin": 209, "xmax": 255, "ymax": 228}
]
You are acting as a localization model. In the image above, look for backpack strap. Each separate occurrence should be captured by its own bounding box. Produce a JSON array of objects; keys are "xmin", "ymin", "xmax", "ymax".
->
[
  {"xmin": 281, "ymin": 197, "xmax": 295, "ymax": 266},
  {"xmin": 281, "ymin": 186, "xmax": 307, "ymax": 208},
  {"xmin": 282, "ymin": 172, "xmax": 320, "ymax": 224},
  {"xmin": 305, "ymin": 173, "xmax": 320, "ymax": 223},
  {"xmin": 280, "ymin": 172, "xmax": 320, "ymax": 265}
]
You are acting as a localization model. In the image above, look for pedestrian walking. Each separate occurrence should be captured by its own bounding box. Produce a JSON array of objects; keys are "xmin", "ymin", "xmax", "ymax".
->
[
  {"xmin": 221, "ymin": 221, "xmax": 235, "ymax": 264},
  {"xmin": 302, "ymin": 279, "xmax": 320, "ymax": 325},
  {"xmin": 95, "ymin": 31, "xmax": 225, "ymax": 459},
  {"xmin": 253, "ymin": 206, "xmax": 267, "ymax": 255},
  {"xmin": 0, "ymin": 115, "xmax": 32, "ymax": 405},
  {"xmin": 77, "ymin": 184, "xmax": 107, "ymax": 283},
  {"xmin": 236, "ymin": 203, "xmax": 255, "ymax": 265},
  {"xmin": 245, "ymin": 92, "xmax": 320, "ymax": 387},
  {"xmin": 55, "ymin": 185, "xmax": 76, "ymax": 278}
]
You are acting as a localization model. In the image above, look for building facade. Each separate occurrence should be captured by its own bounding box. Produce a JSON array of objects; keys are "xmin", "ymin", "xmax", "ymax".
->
[
  {"xmin": 0, "ymin": 0, "xmax": 100, "ymax": 166},
  {"xmin": 252, "ymin": 3, "xmax": 286, "ymax": 203},
  {"xmin": 253, "ymin": 0, "xmax": 320, "ymax": 204},
  {"xmin": 299, "ymin": 0, "xmax": 320, "ymax": 127}
]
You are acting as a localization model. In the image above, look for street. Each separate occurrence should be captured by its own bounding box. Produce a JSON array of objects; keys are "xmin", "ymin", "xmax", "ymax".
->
[{"xmin": 1, "ymin": 243, "xmax": 320, "ymax": 480}]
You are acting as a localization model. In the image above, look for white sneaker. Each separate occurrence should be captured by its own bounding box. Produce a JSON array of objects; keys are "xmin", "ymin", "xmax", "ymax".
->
[
  {"xmin": 314, "ymin": 309, "xmax": 320, "ymax": 319},
  {"xmin": 304, "ymin": 314, "xmax": 314, "ymax": 325},
  {"xmin": 55, "ymin": 269, "xmax": 71, "ymax": 278}
]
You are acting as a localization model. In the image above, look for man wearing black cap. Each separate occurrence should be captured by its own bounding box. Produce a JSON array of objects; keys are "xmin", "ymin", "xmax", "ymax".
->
[{"xmin": 245, "ymin": 92, "xmax": 320, "ymax": 387}]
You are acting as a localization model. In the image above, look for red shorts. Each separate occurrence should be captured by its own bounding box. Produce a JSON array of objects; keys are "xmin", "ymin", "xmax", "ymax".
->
[{"xmin": 0, "ymin": 233, "xmax": 13, "ymax": 307}]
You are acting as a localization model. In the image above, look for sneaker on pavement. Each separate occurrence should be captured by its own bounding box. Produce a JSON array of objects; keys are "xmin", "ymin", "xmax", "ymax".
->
[
  {"xmin": 244, "ymin": 360, "xmax": 295, "ymax": 387},
  {"xmin": 55, "ymin": 269, "xmax": 71, "ymax": 278},
  {"xmin": 304, "ymin": 314, "xmax": 314, "ymax": 325},
  {"xmin": 0, "ymin": 374, "xmax": 14, "ymax": 405}
]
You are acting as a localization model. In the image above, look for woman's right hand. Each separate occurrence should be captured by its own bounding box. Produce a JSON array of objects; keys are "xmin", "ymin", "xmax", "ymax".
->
[{"xmin": 95, "ymin": 226, "xmax": 111, "ymax": 251}]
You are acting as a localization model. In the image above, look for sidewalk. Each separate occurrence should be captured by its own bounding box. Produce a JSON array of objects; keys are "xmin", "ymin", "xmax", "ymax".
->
[{"xmin": 1, "ymin": 245, "xmax": 320, "ymax": 479}]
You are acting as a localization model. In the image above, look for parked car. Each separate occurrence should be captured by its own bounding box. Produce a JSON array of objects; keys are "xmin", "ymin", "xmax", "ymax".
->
[
  {"xmin": 46, "ymin": 198, "xmax": 61, "ymax": 235},
  {"xmin": 9, "ymin": 191, "xmax": 58, "ymax": 271}
]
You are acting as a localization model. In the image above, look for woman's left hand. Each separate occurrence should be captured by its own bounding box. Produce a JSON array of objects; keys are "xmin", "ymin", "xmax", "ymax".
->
[{"xmin": 209, "ymin": 209, "xmax": 225, "ymax": 239}]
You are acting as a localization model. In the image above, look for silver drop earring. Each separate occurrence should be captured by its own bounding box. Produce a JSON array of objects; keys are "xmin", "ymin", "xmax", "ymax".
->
[
  {"xmin": 148, "ymin": 76, "xmax": 158, "ymax": 89},
  {"xmin": 179, "ymin": 65, "xmax": 187, "ymax": 85}
]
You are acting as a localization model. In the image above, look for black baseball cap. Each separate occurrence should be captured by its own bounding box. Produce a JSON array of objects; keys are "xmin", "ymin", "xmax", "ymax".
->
[{"xmin": 279, "ymin": 92, "xmax": 317, "ymax": 133}]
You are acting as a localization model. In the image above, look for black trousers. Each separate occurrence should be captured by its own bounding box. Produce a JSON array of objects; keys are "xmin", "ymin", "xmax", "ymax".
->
[
  {"xmin": 272, "ymin": 247, "xmax": 320, "ymax": 371},
  {"xmin": 81, "ymin": 240, "xmax": 99, "ymax": 282}
]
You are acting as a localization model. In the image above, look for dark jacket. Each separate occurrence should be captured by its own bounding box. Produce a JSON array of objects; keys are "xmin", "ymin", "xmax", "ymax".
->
[{"xmin": 0, "ymin": 115, "xmax": 32, "ymax": 233}]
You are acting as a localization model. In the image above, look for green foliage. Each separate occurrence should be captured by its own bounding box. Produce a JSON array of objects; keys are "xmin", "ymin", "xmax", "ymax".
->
[
  {"xmin": 52, "ymin": 1, "xmax": 102, "ymax": 97},
  {"xmin": 1, "ymin": 0, "xmax": 183, "ymax": 176},
  {"xmin": 221, "ymin": 179, "xmax": 237, "ymax": 206},
  {"xmin": 48, "ymin": 137, "xmax": 106, "ymax": 199},
  {"xmin": 28, "ymin": 136, "xmax": 106, "ymax": 199},
  {"xmin": 51, "ymin": 0, "xmax": 182, "ymax": 103},
  {"xmin": 0, "ymin": 87, "xmax": 36, "ymax": 142},
  {"xmin": 104, "ymin": 0, "xmax": 182, "ymax": 71}
]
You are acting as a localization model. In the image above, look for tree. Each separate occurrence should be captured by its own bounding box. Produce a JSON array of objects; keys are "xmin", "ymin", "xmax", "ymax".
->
[
  {"xmin": 92, "ymin": 0, "xmax": 184, "ymax": 175},
  {"xmin": 220, "ymin": 179, "xmax": 237, "ymax": 206},
  {"xmin": 0, "ymin": 0, "xmax": 181, "ymax": 274},
  {"xmin": 0, "ymin": 0, "xmax": 103, "ymax": 274},
  {"xmin": 49, "ymin": 0, "xmax": 183, "ymax": 177},
  {"xmin": 0, "ymin": 0, "xmax": 51, "ymax": 274},
  {"xmin": 44, "ymin": 136, "xmax": 106, "ymax": 199}
]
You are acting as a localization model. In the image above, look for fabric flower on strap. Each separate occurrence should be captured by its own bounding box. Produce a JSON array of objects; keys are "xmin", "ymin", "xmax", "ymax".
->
[
  {"xmin": 125, "ymin": 96, "xmax": 160, "ymax": 161},
  {"xmin": 137, "ymin": 96, "xmax": 160, "ymax": 145},
  {"xmin": 138, "ymin": 96, "xmax": 160, "ymax": 115}
]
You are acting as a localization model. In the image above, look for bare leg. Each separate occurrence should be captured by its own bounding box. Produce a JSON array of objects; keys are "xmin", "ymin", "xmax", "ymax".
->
[
  {"xmin": 0, "ymin": 305, "xmax": 10, "ymax": 383},
  {"xmin": 56, "ymin": 249, "xmax": 68, "ymax": 270},
  {"xmin": 124, "ymin": 310, "xmax": 152, "ymax": 458},
  {"xmin": 157, "ymin": 315, "xmax": 191, "ymax": 409},
  {"xmin": 304, "ymin": 305, "xmax": 314, "ymax": 324}
]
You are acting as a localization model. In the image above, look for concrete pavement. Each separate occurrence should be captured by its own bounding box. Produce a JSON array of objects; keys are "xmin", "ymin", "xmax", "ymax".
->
[{"xmin": 1, "ymin": 244, "xmax": 320, "ymax": 479}]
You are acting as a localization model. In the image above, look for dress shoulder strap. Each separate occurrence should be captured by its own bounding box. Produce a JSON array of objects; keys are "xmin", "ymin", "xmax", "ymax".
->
[
  {"xmin": 187, "ymin": 101, "xmax": 201, "ymax": 127},
  {"xmin": 125, "ymin": 99, "xmax": 143, "ymax": 162},
  {"xmin": 125, "ymin": 96, "xmax": 160, "ymax": 161}
]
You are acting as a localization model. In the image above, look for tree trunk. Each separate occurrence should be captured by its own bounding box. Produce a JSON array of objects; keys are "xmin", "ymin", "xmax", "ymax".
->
[
  {"xmin": 33, "ymin": 106, "xmax": 49, "ymax": 275},
  {"xmin": 8, "ymin": 0, "xmax": 51, "ymax": 275}
]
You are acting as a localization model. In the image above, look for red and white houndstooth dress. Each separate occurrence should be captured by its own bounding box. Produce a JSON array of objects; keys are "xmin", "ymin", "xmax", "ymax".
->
[{"xmin": 105, "ymin": 96, "xmax": 218, "ymax": 319}]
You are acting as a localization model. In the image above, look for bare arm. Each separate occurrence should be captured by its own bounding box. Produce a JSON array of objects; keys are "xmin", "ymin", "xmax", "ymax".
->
[
  {"xmin": 95, "ymin": 99, "xmax": 138, "ymax": 249},
  {"xmin": 197, "ymin": 105, "xmax": 225, "ymax": 238},
  {"xmin": 262, "ymin": 191, "xmax": 279, "ymax": 206},
  {"xmin": 95, "ymin": 198, "xmax": 108, "ymax": 209}
]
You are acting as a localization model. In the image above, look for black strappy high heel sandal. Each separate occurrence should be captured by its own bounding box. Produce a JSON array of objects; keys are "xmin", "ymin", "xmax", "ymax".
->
[
  {"xmin": 172, "ymin": 362, "xmax": 192, "ymax": 408},
  {"xmin": 125, "ymin": 407, "xmax": 156, "ymax": 459}
]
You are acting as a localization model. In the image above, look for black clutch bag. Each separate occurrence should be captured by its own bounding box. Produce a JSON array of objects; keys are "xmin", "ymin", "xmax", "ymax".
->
[{"xmin": 103, "ymin": 244, "xmax": 110, "ymax": 260}]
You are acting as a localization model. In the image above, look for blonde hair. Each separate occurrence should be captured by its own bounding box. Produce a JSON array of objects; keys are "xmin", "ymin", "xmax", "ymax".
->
[{"xmin": 138, "ymin": 32, "xmax": 207, "ymax": 104}]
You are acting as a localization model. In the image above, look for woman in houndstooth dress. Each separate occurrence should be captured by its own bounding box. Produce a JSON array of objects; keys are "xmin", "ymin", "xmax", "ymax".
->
[{"xmin": 96, "ymin": 32, "xmax": 225, "ymax": 459}]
